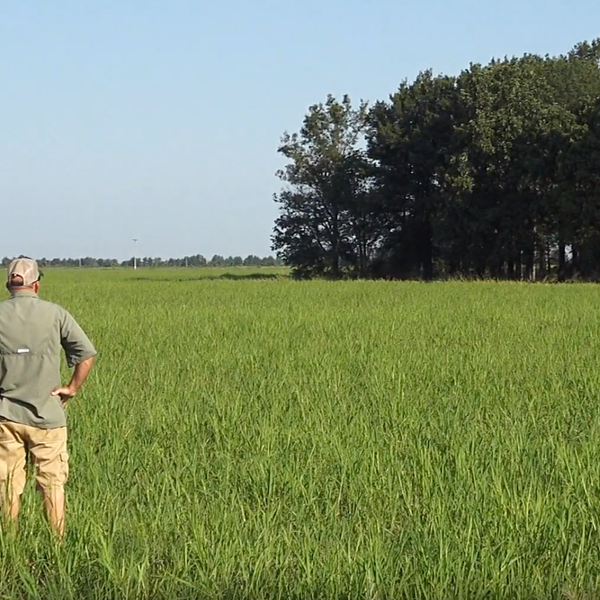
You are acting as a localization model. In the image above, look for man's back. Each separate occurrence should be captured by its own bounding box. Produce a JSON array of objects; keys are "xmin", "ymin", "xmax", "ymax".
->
[{"xmin": 0, "ymin": 291, "xmax": 95, "ymax": 429}]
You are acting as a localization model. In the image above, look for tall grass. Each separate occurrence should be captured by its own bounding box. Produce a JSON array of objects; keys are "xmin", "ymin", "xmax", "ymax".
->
[{"xmin": 2, "ymin": 269, "xmax": 600, "ymax": 598}]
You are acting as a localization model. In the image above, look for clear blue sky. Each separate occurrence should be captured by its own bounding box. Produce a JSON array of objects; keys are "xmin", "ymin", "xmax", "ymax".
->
[{"xmin": 1, "ymin": 1, "xmax": 598, "ymax": 260}]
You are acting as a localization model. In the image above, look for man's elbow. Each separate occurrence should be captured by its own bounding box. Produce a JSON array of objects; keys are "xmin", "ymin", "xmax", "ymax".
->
[{"xmin": 78, "ymin": 355, "xmax": 97, "ymax": 368}]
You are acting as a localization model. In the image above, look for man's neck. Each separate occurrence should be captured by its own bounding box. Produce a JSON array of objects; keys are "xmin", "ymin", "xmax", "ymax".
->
[{"xmin": 9, "ymin": 288, "xmax": 38, "ymax": 297}]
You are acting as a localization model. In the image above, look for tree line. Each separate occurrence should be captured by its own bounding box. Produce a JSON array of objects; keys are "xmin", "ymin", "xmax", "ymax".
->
[
  {"xmin": 272, "ymin": 40, "xmax": 600, "ymax": 280},
  {"xmin": 1, "ymin": 255, "xmax": 283, "ymax": 269}
]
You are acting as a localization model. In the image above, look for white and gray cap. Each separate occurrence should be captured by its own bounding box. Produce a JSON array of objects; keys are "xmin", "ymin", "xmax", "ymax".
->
[{"xmin": 7, "ymin": 258, "xmax": 40, "ymax": 287}]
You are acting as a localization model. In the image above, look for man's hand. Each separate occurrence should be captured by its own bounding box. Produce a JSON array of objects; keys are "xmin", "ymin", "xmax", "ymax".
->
[
  {"xmin": 51, "ymin": 355, "xmax": 96, "ymax": 406},
  {"xmin": 51, "ymin": 385, "xmax": 77, "ymax": 405}
]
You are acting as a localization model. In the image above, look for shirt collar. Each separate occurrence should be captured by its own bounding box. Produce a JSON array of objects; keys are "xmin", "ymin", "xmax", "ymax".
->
[{"xmin": 10, "ymin": 290, "xmax": 38, "ymax": 299}]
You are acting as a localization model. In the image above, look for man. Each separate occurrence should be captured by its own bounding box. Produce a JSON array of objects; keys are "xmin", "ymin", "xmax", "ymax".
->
[{"xmin": 0, "ymin": 258, "xmax": 96, "ymax": 538}]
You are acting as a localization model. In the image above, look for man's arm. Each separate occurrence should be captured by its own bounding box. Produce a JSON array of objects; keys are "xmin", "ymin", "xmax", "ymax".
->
[
  {"xmin": 52, "ymin": 355, "xmax": 96, "ymax": 404},
  {"xmin": 54, "ymin": 309, "xmax": 98, "ymax": 404}
]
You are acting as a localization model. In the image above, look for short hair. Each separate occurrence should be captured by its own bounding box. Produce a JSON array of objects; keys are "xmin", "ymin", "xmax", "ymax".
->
[{"xmin": 8, "ymin": 274, "xmax": 25, "ymax": 287}]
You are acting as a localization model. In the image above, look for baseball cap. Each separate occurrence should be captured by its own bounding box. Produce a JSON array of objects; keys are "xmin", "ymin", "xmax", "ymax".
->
[{"xmin": 7, "ymin": 258, "xmax": 40, "ymax": 287}]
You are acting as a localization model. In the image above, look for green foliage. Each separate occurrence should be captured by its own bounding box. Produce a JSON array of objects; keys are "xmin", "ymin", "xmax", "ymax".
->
[
  {"xmin": 273, "ymin": 39, "xmax": 600, "ymax": 280},
  {"xmin": 3, "ymin": 269, "xmax": 600, "ymax": 598},
  {"xmin": 272, "ymin": 95, "xmax": 379, "ymax": 279},
  {"xmin": 368, "ymin": 71, "xmax": 461, "ymax": 279}
]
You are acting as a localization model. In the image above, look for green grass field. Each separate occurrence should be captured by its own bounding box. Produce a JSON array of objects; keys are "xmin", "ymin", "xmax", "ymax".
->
[{"xmin": 2, "ymin": 268, "xmax": 600, "ymax": 599}]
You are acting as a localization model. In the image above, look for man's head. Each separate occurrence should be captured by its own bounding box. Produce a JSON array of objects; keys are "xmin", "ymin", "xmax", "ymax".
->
[{"xmin": 6, "ymin": 258, "xmax": 40, "ymax": 294}]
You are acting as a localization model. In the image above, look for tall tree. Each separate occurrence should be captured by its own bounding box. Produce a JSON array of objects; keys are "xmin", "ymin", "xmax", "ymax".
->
[
  {"xmin": 272, "ymin": 95, "xmax": 375, "ymax": 278},
  {"xmin": 368, "ymin": 71, "xmax": 462, "ymax": 279}
]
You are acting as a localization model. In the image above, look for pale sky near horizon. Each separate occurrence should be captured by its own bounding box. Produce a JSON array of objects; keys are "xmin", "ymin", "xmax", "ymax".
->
[{"xmin": 2, "ymin": 1, "xmax": 599, "ymax": 260}]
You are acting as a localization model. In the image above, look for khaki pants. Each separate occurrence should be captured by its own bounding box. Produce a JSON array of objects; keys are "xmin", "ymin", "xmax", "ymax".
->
[{"xmin": 0, "ymin": 421, "xmax": 68, "ymax": 502}]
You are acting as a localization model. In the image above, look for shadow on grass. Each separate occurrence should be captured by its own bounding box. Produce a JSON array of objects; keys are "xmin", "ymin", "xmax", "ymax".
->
[
  {"xmin": 217, "ymin": 272, "xmax": 281, "ymax": 281},
  {"xmin": 125, "ymin": 273, "xmax": 284, "ymax": 282}
]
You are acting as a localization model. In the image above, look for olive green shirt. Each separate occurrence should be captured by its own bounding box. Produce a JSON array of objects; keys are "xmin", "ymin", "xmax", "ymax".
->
[{"xmin": 0, "ymin": 291, "xmax": 97, "ymax": 429}]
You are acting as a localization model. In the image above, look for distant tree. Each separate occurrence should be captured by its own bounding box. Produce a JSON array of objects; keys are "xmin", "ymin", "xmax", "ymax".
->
[
  {"xmin": 243, "ymin": 255, "xmax": 260, "ymax": 266},
  {"xmin": 188, "ymin": 254, "xmax": 207, "ymax": 266},
  {"xmin": 1, "ymin": 254, "xmax": 284, "ymax": 270},
  {"xmin": 272, "ymin": 94, "xmax": 375, "ymax": 278}
]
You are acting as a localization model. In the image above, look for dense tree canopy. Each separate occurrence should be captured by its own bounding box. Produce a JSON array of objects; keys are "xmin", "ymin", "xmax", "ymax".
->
[{"xmin": 273, "ymin": 40, "xmax": 600, "ymax": 280}]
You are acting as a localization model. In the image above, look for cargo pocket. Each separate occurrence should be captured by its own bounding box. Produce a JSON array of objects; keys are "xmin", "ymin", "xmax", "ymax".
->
[
  {"xmin": 0, "ymin": 459, "xmax": 7, "ymax": 488},
  {"xmin": 59, "ymin": 452, "xmax": 69, "ymax": 485}
]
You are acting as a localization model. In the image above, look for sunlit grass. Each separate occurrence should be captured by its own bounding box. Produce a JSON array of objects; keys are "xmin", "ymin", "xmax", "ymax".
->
[{"xmin": 2, "ymin": 270, "xmax": 600, "ymax": 598}]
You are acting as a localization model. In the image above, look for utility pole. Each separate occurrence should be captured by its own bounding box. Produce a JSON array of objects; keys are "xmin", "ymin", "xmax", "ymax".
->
[{"xmin": 133, "ymin": 238, "xmax": 138, "ymax": 270}]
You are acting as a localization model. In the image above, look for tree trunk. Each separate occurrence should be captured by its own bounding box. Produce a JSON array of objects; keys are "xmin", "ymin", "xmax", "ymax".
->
[
  {"xmin": 558, "ymin": 239, "xmax": 566, "ymax": 282},
  {"xmin": 448, "ymin": 257, "xmax": 459, "ymax": 276},
  {"xmin": 490, "ymin": 259, "xmax": 502, "ymax": 279},
  {"xmin": 524, "ymin": 254, "xmax": 534, "ymax": 281},
  {"xmin": 331, "ymin": 211, "xmax": 341, "ymax": 278},
  {"xmin": 571, "ymin": 243, "xmax": 578, "ymax": 278},
  {"xmin": 420, "ymin": 217, "xmax": 433, "ymax": 281},
  {"xmin": 523, "ymin": 228, "xmax": 535, "ymax": 281},
  {"xmin": 515, "ymin": 253, "xmax": 522, "ymax": 281},
  {"xmin": 536, "ymin": 241, "xmax": 546, "ymax": 281},
  {"xmin": 359, "ymin": 234, "xmax": 368, "ymax": 278}
]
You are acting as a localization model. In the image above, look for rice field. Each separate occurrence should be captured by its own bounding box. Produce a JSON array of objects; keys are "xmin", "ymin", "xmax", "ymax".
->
[{"xmin": 2, "ymin": 268, "xmax": 600, "ymax": 599}]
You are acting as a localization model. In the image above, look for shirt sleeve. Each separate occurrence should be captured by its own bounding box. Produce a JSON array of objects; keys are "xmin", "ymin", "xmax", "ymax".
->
[{"xmin": 59, "ymin": 309, "xmax": 97, "ymax": 368}]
